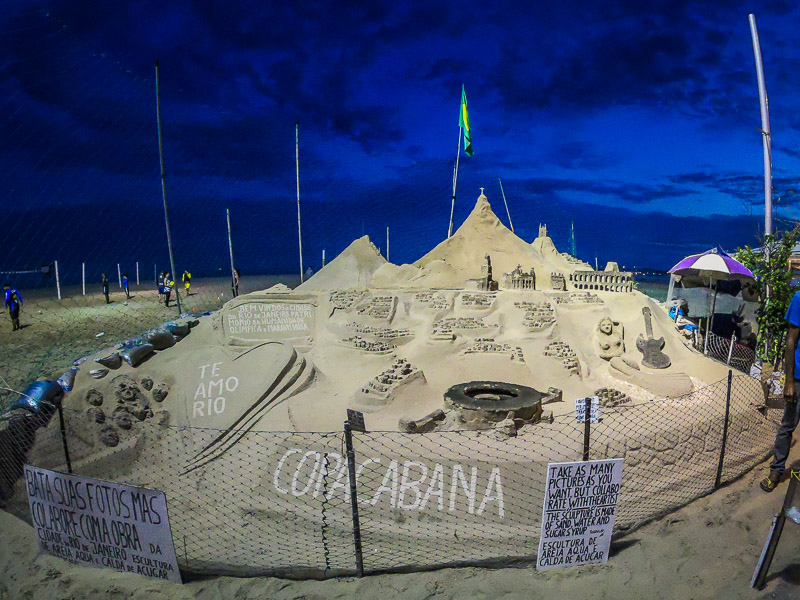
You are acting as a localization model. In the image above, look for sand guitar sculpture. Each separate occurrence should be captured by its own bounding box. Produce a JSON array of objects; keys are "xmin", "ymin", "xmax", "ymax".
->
[{"xmin": 636, "ymin": 306, "xmax": 671, "ymax": 369}]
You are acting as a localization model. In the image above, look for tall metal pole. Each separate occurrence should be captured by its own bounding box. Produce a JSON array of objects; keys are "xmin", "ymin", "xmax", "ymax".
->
[
  {"xmin": 749, "ymin": 14, "xmax": 772, "ymax": 236},
  {"xmin": 54, "ymin": 260, "xmax": 61, "ymax": 300},
  {"xmin": 154, "ymin": 61, "xmax": 182, "ymax": 315},
  {"xmin": 136, "ymin": 261, "xmax": 139, "ymax": 286},
  {"xmin": 81, "ymin": 262, "xmax": 86, "ymax": 296},
  {"xmin": 386, "ymin": 227, "xmax": 390, "ymax": 262},
  {"xmin": 448, "ymin": 127, "xmax": 463, "ymax": 238},
  {"xmin": 296, "ymin": 122, "xmax": 304, "ymax": 282},
  {"xmin": 498, "ymin": 178, "xmax": 514, "ymax": 233},
  {"xmin": 117, "ymin": 263, "xmax": 122, "ymax": 288},
  {"xmin": 227, "ymin": 208, "xmax": 237, "ymax": 298}
]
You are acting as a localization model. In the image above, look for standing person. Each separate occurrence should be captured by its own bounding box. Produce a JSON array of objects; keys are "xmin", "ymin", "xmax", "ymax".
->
[
  {"xmin": 163, "ymin": 272, "xmax": 173, "ymax": 307},
  {"xmin": 305, "ymin": 265, "xmax": 314, "ymax": 280},
  {"xmin": 761, "ymin": 291, "xmax": 800, "ymax": 492},
  {"xmin": 3, "ymin": 283, "xmax": 23, "ymax": 332},
  {"xmin": 122, "ymin": 273, "xmax": 130, "ymax": 299},
  {"xmin": 232, "ymin": 268, "xmax": 240, "ymax": 298},
  {"xmin": 182, "ymin": 269, "xmax": 191, "ymax": 296},
  {"xmin": 101, "ymin": 274, "xmax": 110, "ymax": 305}
]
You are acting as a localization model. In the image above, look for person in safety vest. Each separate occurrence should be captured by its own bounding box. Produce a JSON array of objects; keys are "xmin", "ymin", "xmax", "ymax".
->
[
  {"xmin": 163, "ymin": 272, "xmax": 174, "ymax": 307},
  {"xmin": 182, "ymin": 270, "xmax": 191, "ymax": 296}
]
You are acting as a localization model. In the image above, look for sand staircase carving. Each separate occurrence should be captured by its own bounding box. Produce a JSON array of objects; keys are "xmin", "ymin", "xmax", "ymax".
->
[{"xmin": 183, "ymin": 345, "xmax": 315, "ymax": 473}]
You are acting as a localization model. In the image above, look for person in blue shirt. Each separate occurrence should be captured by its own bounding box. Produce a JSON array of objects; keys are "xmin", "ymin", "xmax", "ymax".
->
[
  {"xmin": 3, "ymin": 283, "xmax": 23, "ymax": 331},
  {"xmin": 122, "ymin": 273, "xmax": 130, "ymax": 299},
  {"xmin": 762, "ymin": 290, "xmax": 800, "ymax": 492}
]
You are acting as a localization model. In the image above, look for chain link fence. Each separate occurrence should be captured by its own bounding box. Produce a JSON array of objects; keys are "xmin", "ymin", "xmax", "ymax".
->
[
  {"xmin": 0, "ymin": 371, "xmax": 780, "ymax": 578},
  {"xmin": 704, "ymin": 330, "xmax": 757, "ymax": 374}
]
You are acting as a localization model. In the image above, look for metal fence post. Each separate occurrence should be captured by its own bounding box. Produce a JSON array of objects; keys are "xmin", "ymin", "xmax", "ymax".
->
[
  {"xmin": 726, "ymin": 333, "xmax": 736, "ymax": 366},
  {"xmin": 714, "ymin": 370, "xmax": 733, "ymax": 488},
  {"xmin": 582, "ymin": 396, "xmax": 592, "ymax": 461},
  {"xmin": 344, "ymin": 421, "xmax": 364, "ymax": 577},
  {"xmin": 57, "ymin": 405, "xmax": 73, "ymax": 474}
]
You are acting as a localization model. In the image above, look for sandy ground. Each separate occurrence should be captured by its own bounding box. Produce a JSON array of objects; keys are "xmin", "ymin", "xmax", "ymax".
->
[
  {"xmin": 0, "ymin": 275, "xmax": 298, "ymax": 408},
  {"xmin": 3, "ymin": 455, "xmax": 800, "ymax": 599}
]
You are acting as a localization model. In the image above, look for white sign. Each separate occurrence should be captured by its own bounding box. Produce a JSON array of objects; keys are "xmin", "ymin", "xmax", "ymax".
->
[
  {"xmin": 537, "ymin": 458, "xmax": 624, "ymax": 571},
  {"xmin": 575, "ymin": 396, "xmax": 600, "ymax": 424},
  {"xmin": 23, "ymin": 465, "xmax": 181, "ymax": 583}
]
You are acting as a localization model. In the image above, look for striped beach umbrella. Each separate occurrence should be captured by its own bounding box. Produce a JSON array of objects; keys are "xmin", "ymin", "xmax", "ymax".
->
[
  {"xmin": 668, "ymin": 247, "xmax": 754, "ymax": 354},
  {"xmin": 668, "ymin": 247, "xmax": 754, "ymax": 281}
]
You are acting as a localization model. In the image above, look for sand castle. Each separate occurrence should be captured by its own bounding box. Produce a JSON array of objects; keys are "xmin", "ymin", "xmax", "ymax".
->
[{"xmin": 40, "ymin": 189, "xmax": 736, "ymax": 442}]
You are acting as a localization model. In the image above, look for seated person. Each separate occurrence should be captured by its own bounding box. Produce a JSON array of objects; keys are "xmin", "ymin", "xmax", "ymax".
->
[{"xmin": 669, "ymin": 300, "xmax": 699, "ymax": 334}]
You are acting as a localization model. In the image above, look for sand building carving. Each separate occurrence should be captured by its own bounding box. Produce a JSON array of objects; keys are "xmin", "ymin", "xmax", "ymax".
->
[
  {"xmin": 570, "ymin": 268, "xmax": 634, "ymax": 292},
  {"xmin": 503, "ymin": 264, "xmax": 536, "ymax": 290},
  {"xmin": 550, "ymin": 272, "xmax": 567, "ymax": 290}
]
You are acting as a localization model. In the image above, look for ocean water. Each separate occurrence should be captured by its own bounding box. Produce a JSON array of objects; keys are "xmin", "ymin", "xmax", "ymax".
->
[{"xmin": 636, "ymin": 276, "xmax": 670, "ymax": 303}]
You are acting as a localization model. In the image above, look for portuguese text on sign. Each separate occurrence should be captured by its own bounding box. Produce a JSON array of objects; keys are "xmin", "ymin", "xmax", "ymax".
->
[
  {"xmin": 23, "ymin": 465, "xmax": 181, "ymax": 583},
  {"xmin": 537, "ymin": 458, "xmax": 624, "ymax": 571},
  {"xmin": 228, "ymin": 303, "xmax": 313, "ymax": 335},
  {"xmin": 575, "ymin": 396, "xmax": 600, "ymax": 424}
]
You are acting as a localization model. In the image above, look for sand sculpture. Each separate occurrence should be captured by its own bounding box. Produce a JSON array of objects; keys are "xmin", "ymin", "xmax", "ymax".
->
[
  {"xmin": 3, "ymin": 188, "xmax": 770, "ymax": 578},
  {"xmin": 595, "ymin": 317, "xmax": 624, "ymax": 360},
  {"xmin": 24, "ymin": 189, "xmax": 732, "ymax": 444}
]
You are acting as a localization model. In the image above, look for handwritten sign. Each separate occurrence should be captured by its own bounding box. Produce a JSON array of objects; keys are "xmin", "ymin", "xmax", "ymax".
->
[
  {"xmin": 227, "ymin": 303, "xmax": 314, "ymax": 336},
  {"xmin": 537, "ymin": 458, "xmax": 624, "ymax": 571},
  {"xmin": 23, "ymin": 465, "xmax": 181, "ymax": 583},
  {"xmin": 575, "ymin": 396, "xmax": 600, "ymax": 424}
]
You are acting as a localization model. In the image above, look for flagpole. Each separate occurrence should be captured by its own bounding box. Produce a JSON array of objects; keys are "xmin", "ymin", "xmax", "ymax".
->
[
  {"xmin": 498, "ymin": 177, "xmax": 514, "ymax": 233},
  {"xmin": 154, "ymin": 61, "xmax": 182, "ymax": 316},
  {"xmin": 227, "ymin": 208, "xmax": 237, "ymax": 298},
  {"xmin": 296, "ymin": 122, "xmax": 304, "ymax": 282},
  {"xmin": 448, "ymin": 127, "xmax": 462, "ymax": 238},
  {"xmin": 749, "ymin": 14, "xmax": 772, "ymax": 236}
]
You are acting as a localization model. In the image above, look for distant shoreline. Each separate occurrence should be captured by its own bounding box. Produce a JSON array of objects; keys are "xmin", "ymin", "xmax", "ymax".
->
[{"xmin": 7, "ymin": 274, "xmax": 303, "ymax": 302}]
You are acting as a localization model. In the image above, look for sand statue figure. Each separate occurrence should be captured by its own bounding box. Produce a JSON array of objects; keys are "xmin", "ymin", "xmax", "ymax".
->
[
  {"xmin": 595, "ymin": 317, "xmax": 624, "ymax": 360},
  {"xmin": 474, "ymin": 254, "xmax": 498, "ymax": 291}
]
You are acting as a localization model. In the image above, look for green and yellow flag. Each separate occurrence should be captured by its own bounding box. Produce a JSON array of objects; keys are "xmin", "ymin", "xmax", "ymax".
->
[{"xmin": 459, "ymin": 84, "xmax": 473, "ymax": 156}]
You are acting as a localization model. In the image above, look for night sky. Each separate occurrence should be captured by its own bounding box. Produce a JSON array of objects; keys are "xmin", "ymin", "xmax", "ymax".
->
[{"xmin": 2, "ymin": 0, "xmax": 800, "ymax": 285}]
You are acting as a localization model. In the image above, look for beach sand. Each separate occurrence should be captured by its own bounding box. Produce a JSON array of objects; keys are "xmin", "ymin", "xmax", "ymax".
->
[{"xmin": 2, "ymin": 454, "xmax": 800, "ymax": 599}]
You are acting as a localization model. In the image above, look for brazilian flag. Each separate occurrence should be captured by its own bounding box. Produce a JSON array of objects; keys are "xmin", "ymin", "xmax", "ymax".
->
[{"xmin": 459, "ymin": 85, "xmax": 473, "ymax": 156}]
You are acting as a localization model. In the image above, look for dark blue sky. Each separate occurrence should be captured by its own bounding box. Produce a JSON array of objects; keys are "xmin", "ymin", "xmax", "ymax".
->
[{"xmin": 2, "ymin": 0, "xmax": 800, "ymax": 283}]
